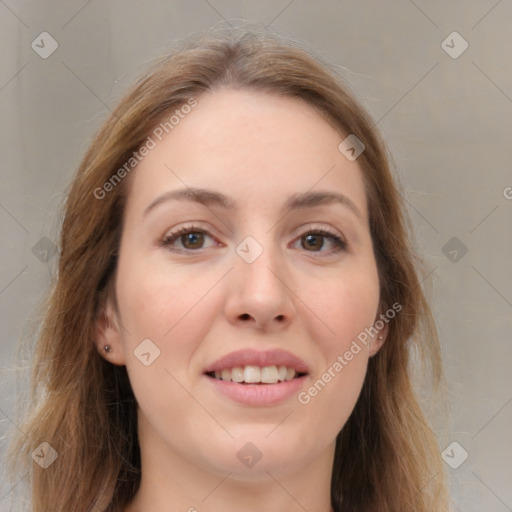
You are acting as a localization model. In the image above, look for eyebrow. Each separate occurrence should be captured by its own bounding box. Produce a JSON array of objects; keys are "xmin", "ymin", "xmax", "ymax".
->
[{"xmin": 142, "ymin": 187, "xmax": 364, "ymax": 221}]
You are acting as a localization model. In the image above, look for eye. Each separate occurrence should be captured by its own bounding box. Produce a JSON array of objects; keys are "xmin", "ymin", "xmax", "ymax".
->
[
  {"xmin": 292, "ymin": 228, "xmax": 347, "ymax": 254},
  {"xmin": 159, "ymin": 224, "xmax": 347, "ymax": 255},
  {"xmin": 160, "ymin": 224, "xmax": 218, "ymax": 252}
]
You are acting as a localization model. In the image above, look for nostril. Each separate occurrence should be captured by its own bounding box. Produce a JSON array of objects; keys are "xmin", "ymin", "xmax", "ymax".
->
[{"xmin": 240, "ymin": 313, "xmax": 251, "ymax": 320}]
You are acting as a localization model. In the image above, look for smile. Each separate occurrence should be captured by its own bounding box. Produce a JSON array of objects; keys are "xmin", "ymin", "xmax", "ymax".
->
[
  {"xmin": 203, "ymin": 349, "xmax": 309, "ymax": 405},
  {"xmin": 206, "ymin": 365, "xmax": 305, "ymax": 384}
]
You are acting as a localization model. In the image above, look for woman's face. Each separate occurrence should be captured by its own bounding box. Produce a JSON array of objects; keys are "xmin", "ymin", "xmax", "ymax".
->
[{"xmin": 99, "ymin": 88, "xmax": 385, "ymax": 479}]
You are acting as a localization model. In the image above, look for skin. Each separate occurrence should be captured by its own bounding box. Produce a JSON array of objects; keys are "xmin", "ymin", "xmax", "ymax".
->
[{"xmin": 96, "ymin": 88, "xmax": 387, "ymax": 512}]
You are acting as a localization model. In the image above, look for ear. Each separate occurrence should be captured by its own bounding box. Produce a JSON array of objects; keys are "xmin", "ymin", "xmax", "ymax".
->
[
  {"xmin": 368, "ymin": 309, "xmax": 389, "ymax": 357},
  {"xmin": 94, "ymin": 297, "xmax": 127, "ymax": 366}
]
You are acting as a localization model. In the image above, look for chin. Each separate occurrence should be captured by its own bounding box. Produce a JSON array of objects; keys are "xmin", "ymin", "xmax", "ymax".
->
[{"xmin": 192, "ymin": 426, "xmax": 316, "ymax": 478}]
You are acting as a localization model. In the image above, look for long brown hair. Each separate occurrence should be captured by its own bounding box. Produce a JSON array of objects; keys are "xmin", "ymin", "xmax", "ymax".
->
[{"xmin": 7, "ymin": 29, "xmax": 449, "ymax": 512}]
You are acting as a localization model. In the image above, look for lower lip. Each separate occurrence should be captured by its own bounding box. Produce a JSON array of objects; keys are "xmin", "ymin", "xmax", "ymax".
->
[{"xmin": 205, "ymin": 375, "xmax": 307, "ymax": 406}]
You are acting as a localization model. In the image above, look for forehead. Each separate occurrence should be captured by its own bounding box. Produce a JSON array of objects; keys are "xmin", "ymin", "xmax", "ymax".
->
[{"xmin": 125, "ymin": 88, "xmax": 368, "ymax": 219}]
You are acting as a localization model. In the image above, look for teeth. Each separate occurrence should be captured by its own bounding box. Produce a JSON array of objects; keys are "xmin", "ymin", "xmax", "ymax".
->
[
  {"xmin": 261, "ymin": 365, "xmax": 278, "ymax": 384},
  {"xmin": 212, "ymin": 365, "xmax": 300, "ymax": 383},
  {"xmin": 286, "ymin": 367, "xmax": 296, "ymax": 380},
  {"xmin": 244, "ymin": 365, "xmax": 261, "ymax": 383},
  {"xmin": 231, "ymin": 366, "xmax": 244, "ymax": 383}
]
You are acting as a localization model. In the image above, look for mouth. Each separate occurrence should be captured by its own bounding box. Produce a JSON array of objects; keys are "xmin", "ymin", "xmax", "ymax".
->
[{"xmin": 203, "ymin": 349, "xmax": 309, "ymax": 405}]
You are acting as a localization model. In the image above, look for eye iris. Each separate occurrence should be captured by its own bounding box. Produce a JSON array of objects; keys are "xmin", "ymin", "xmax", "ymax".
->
[
  {"xmin": 182, "ymin": 232, "xmax": 204, "ymax": 249},
  {"xmin": 302, "ymin": 233, "xmax": 323, "ymax": 251}
]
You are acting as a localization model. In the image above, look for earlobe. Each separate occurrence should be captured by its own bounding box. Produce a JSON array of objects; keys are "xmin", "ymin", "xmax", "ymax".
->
[
  {"xmin": 94, "ymin": 302, "xmax": 126, "ymax": 366},
  {"xmin": 369, "ymin": 330, "xmax": 387, "ymax": 357},
  {"xmin": 369, "ymin": 309, "xmax": 389, "ymax": 357}
]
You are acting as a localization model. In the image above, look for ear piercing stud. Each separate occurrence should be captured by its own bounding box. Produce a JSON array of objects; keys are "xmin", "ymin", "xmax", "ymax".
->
[
  {"xmin": 378, "ymin": 335, "xmax": 383, "ymax": 340},
  {"xmin": 104, "ymin": 344, "xmax": 111, "ymax": 353}
]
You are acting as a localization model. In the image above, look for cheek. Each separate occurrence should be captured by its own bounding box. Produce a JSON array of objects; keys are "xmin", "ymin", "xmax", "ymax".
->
[
  {"xmin": 295, "ymin": 275, "xmax": 379, "ymax": 438},
  {"xmin": 297, "ymin": 347, "xmax": 368, "ymax": 446},
  {"xmin": 115, "ymin": 262, "xmax": 214, "ymax": 428},
  {"xmin": 299, "ymin": 264, "xmax": 381, "ymax": 350},
  {"xmin": 295, "ymin": 262, "xmax": 379, "ymax": 418},
  {"xmin": 116, "ymin": 251, "xmax": 219, "ymax": 338},
  {"xmin": 115, "ymin": 256, "xmax": 224, "ymax": 387}
]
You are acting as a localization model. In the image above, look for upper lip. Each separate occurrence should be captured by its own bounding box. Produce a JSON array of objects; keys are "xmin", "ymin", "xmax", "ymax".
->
[{"xmin": 204, "ymin": 349, "xmax": 309, "ymax": 374}]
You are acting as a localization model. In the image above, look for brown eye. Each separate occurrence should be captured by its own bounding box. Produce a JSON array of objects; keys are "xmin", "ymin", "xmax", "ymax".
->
[
  {"xmin": 181, "ymin": 232, "xmax": 204, "ymax": 249},
  {"xmin": 301, "ymin": 233, "xmax": 324, "ymax": 251},
  {"xmin": 296, "ymin": 230, "xmax": 347, "ymax": 253},
  {"xmin": 160, "ymin": 226, "xmax": 217, "ymax": 253}
]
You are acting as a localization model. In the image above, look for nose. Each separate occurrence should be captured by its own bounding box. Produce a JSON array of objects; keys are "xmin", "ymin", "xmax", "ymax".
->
[{"xmin": 223, "ymin": 240, "xmax": 295, "ymax": 331}]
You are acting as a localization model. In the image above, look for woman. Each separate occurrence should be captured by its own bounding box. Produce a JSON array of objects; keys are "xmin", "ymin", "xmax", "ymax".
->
[{"xmin": 8, "ymin": 29, "xmax": 449, "ymax": 512}]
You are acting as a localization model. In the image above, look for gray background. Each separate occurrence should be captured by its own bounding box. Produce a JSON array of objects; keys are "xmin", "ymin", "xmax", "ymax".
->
[{"xmin": 1, "ymin": 1, "xmax": 511, "ymax": 511}]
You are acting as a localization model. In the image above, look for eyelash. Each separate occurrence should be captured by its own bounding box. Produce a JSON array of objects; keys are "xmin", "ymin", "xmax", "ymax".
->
[{"xmin": 159, "ymin": 223, "xmax": 347, "ymax": 255}]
